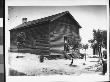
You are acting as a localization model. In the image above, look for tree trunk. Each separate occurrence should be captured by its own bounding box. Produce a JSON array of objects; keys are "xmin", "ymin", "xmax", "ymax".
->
[
  {"xmin": 93, "ymin": 48, "xmax": 95, "ymax": 55},
  {"xmin": 99, "ymin": 46, "xmax": 102, "ymax": 59},
  {"xmin": 70, "ymin": 58, "xmax": 73, "ymax": 66},
  {"xmin": 85, "ymin": 49, "xmax": 86, "ymax": 61}
]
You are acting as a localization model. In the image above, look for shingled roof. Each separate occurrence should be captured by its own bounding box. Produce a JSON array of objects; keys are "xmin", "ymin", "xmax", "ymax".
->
[{"xmin": 10, "ymin": 11, "xmax": 82, "ymax": 31}]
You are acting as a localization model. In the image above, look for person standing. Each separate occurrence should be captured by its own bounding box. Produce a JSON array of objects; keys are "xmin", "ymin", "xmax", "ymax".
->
[{"xmin": 100, "ymin": 52, "xmax": 107, "ymax": 75}]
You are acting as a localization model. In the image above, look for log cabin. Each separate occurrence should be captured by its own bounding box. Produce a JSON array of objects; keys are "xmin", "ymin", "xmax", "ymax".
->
[{"xmin": 10, "ymin": 11, "xmax": 82, "ymax": 58}]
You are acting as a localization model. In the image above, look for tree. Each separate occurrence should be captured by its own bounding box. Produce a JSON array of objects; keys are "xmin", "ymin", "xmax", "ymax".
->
[
  {"xmin": 16, "ymin": 32, "xmax": 26, "ymax": 51},
  {"xmin": 102, "ymin": 30, "xmax": 107, "ymax": 49},
  {"xmin": 67, "ymin": 35, "xmax": 81, "ymax": 66},
  {"xmin": 88, "ymin": 29, "xmax": 107, "ymax": 59}
]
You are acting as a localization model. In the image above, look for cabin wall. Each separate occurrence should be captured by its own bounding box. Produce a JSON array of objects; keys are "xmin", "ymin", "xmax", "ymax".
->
[
  {"xmin": 49, "ymin": 15, "xmax": 80, "ymax": 57},
  {"xmin": 10, "ymin": 23, "xmax": 49, "ymax": 51},
  {"xmin": 50, "ymin": 14, "xmax": 79, "ymax": 34}
]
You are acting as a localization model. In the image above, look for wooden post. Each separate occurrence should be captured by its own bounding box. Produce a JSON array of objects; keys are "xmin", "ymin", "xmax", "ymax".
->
[{"xmin": 85, "ymin": 49, "xmax": 86, "ymax": 61}]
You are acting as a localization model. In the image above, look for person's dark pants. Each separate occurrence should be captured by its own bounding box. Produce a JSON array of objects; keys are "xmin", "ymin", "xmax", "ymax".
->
[{"xmin": 102, "ymin": 62, "xmax": 107, "ymax": 74}]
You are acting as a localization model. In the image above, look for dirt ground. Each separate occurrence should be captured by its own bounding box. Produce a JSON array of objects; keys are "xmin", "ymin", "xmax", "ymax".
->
[{"xmin": 8, "ymin": 52, "xmax": 109, "ymax": 81}]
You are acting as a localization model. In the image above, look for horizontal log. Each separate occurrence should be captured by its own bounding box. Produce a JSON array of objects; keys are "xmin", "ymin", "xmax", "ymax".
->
[
  {"xmin": 50, "ymin": 42, "xmax": 64, "ymax": 47},
  {"xmin": 36, "ymin": 43, "xmax": 50, "ymax": 47},
  {"xmin": 50, "ymin": 49, "xmax": 64, "ymax": 54}
]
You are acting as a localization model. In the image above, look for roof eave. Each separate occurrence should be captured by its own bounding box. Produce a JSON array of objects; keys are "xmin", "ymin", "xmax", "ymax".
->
[{"xmin": 10, "ymin": 20, "xmax": 50, "ymax": 31}]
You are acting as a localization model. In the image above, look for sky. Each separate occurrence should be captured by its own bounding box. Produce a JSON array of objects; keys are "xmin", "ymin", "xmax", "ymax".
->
[{"xmin": 8, "ymin": 6, "xmax": 107, "ymax": 44}]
